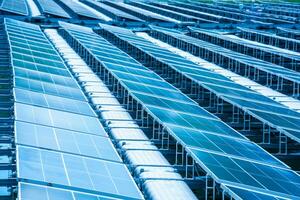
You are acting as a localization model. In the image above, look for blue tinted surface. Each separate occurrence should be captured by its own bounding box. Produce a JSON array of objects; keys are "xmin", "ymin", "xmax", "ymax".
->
[
  {"xmin": 6, "ymin": 19, "xmax": 142, "ymax": 200},
  {"xmin": 18, "ymin": 146, "xmax": 142, "ymax": 199}
]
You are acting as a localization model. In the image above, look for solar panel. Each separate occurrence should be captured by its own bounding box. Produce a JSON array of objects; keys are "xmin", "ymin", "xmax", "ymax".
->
[
  {"xmin": 150, "ymin": 2, "xmax": 239, "ymax": 23},
  {"xmin": 5, "ymin": 19, "xmax": 87, "ymax": 101},
  {"xmin": 57, "ymin": 0, "xmax": 105, "ymax": 20},
  {"xmin": 19, "ymin": 182, "xmax": 122, "ymax": 200},
  {"xmin": 5, "ymin": 18, "xmax": 143, "ymax": 199},
  {"xmin": 190, "ymin": 28, "xmax": 300, "ymax": 71},
  {"xmin": 15, "ymin": 102, "xmax": 105, "ymax": 136},
  {"xmin": 167, "ymin": 125, "xmax": 284, "ymax": 167},
  {"xmin": 102, "ymin": 1, "xmax": 178, "ymax": 23},
  {"xmin": 58, "ymin": 22, "xmax": 300, "ymax": 199},
  {"xmin": 17, "ymin": 146, "xmax": 143, "ymax": 199},
  {"xmin": 0, "ymin": 0, "xmax": 28, "ymax": 15},
  {"xmin": 33, "ymin": 0, "xmax": 70, "ymax": 18},
  {"xmin": 225, "ymin": 185, "xmax": 288, "ymax": 200},
  {"xmin": 15, "ymin": 121, "xmax": 121, "ymax": 162},
  {"xmin": 189, "ymin": 149, "xmax": 300, "ymax": 199},
  {"xmin": 83, "ymin": 0, "xmax": 143, "ymax": 22},
  {"xmin": 128, "ymin": 1, "xmax": 201, "ymax": 22},
  {"xmin": 238, "ymin": 27, "xmax": 300, "ymax": 52},
  {"xmin": 163, "ymin": 27, "xmax": 300, "ymax": 85},
  {"xmin": 14, "ymin": 88, "xmax": 96, "ymax": 117},
  {"xmin": 15, "ymin": 76, "xmax": 87, "ymax": 101}
]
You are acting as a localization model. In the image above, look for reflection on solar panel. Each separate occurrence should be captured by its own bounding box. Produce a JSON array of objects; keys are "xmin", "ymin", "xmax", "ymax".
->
[
  {"xmin": 2, "ymin": 0, "xmax": 300, "ymax": 198},
  {"xmin": 83, "ymin": 0, "xmax": 143, "ymax": 22},
  {"xmin": 102, "ymin": 1, "xmax": 178, "ymax": 23},
  {"xmin": 129, "ymin": 1, "xmax": 200, "ymax": 22},
  {"xmin": 224, "ymin": 185, "xmax": 287, "ymax": 200},
  {"xmin": 98, "ymin": 25, "xmax": 300, "ymax": 144},
  {"xmin": 17, "ymin": 146, "xmax": 142, "ymax": 199},
  {"xmin": 238, "ymin": 27, "xmax": 300, "ymax": 53},
  {"xmin": 15, "ymin": 121, "xmax": 121, "ymax": 161},
  {"xmin": 4, "ymin": 18, "xmax": 143, "ymax": 200},
  {"xmin": 190, "ymin": 149, "xmax": 300, "ymax": 199},
  {"xmin": 56, "ymin": 0, "xmax": 104, "ymax": 20},
  {"xmin": 19, "ymin": 182, "xmax": 124, "ymax": 200},
  {"xmin": 33, "ymin": 0, "xmax": 70, "ymax": 18},
  {"xmin": 149, "ymin": 27, "xmax": 300, "ymax": 98},
  {"xmin": 14, "ymin": 88, "xmax": 96, "ymax": 117},
  {"xmin": 189, "ymin": 27, "xmax": 300, "ymax": 72},
  {"xmin": 0, "ymin": 0, "xmax": 28, "ymax": 15},
  {"xmin": 58, "ymin": 21, "xmax": 300, "ymax": 199},
  {"xmin": 150, "ymin": 2, "xmax": 241, "ymax": 23}
]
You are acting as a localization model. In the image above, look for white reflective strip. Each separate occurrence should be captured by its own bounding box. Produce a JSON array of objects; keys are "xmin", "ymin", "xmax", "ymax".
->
[{"xmin": 26, "ymin": 0, "xmax": 41, "ymax": 16}]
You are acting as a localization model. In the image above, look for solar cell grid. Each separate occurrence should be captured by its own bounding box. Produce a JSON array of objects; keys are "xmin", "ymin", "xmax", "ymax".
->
[
  {"xmin": 132, "ymin": 92, "xmax": 217, "ymax": 119},
  {"xmin": 19, "ymin": 182, "xmax": 122, "ymax": 200},
  {"xmin": 128, "ymin": 1, "xmax": 200, "ymax": 22},
  {"xmin": 2, "ymin": 18, "xmax": 143, "ymax": 200},
  {"xmin": 190, "ymin": 149, "xmax": 300, "ymax": 199},
  {"xmin": 0, "ymin": 0, "xmax": 28, "ymax": 15},
  {"xmin": 58, "ymin": 21, "xmax": 300, "ymax": 200},
  {"xmin": 83, "ymin": 0, "xmax": 143, "ymax": 22},
  {"xmin": 14, "ymin": 88, "xmax": 95, "ymax": 116},
  {"xmin": 57, "ymin": 0, "xmax": 103, "ymax": 20},
  {"xmin": 14, "ymin": 67, "xmax": 75, "ymax": 87},
  {"xmin": 34, "ymin": 0, "xmax": 70, "ymax": 18},
  {"xmin": 192, "ymin": 28, "xmax": 300, "ymax": 61},
  {"xmin": 169, "ymin": 28, "xmax": 300, "ymax": 84},
  {"xmin": 225, "ymin": 186, "xmax": 286, "ymax": 200},
  {"xmin": 15, "ymin": 121, "xmax": 121, "ymax": 162},
  {"xmin": 15, "ymin": 76, "xmax": 86, "ymax": 101},
  {"xmin": 167, "ymin": 125, "xmax": 284, "ymax": 167},
  {"xmin": 13, "ymin": 60, "xmax": 72, "ymax": 77},
  {"xmin": 15, "ymin": 103, "xmax": 105, "ymax": 136},
  {"xmin": 105, "ymin": 25, "xmax": 300, "ymax": 142},
  {"xmin": 17, "ymin": 146, "xmax": 142, "ymax": 199},
  {"xmin": 103, "ymin": 1, "xmax": 174, "ymax": 22}
]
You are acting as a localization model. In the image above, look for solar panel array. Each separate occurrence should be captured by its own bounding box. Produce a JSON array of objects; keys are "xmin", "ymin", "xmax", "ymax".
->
[
  {"xmin": 5, "ymin": 18, "xmax": 142, "ymax": 200},
  {"xmin": 1, "ymin": 0, "xmax": 300, "ymax": 199},
  {"xmin": 151, "ymin": 27, "xmax": 300, "ymax": 98},
  {"xmin": 58, "ymin": 21, "xmax": 300, "ymax": 200},
  {"xmin": 185, "ymin": 1, "xmax": 295, "ymax": 24},
  {"xmin": 98, "ymin": 25, "xmax": 300, "ymax": 144},
  {"xmin": 189, "ymin": 28, "xmax": 300, "ymax": 72},
  {"xmin": 238, "ymin": 27, "xmax": 300, "ymax": 53}
]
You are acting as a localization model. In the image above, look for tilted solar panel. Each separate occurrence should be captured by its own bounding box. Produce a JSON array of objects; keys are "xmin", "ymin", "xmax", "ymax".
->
[
  {"xmin": 146, "ymin": 27, "xmax": 300, "ymax": 143},
  {"xmin": 19, "ymin": 182, "xmax": 129, "ymax": 200},
  {"xmin": 0, "ymin": 0, "xmax": 29, "ymax": 15},
  {"xmin": 4, "ymin": 18, "xmax": 143, "ymax": 200},
  {"xmin": 82, "ymin": 0, "xmax": 143, "ymax": 22},
  {"xmin": 57, "ymin": 0, "xmax": 104, "ymax": 20},
  {"xmin": 190, "ymin": 149, "xmax": 300, "ymax": 199},
  {"xmin": 58, "ymin": 21, "xmax": 300, "ymax": 199},
  {"xmin": 33, "ymin": 0, "xmax": 70, "ymax": 18},
  {"xmin": 17, "ymin": 146, "xmax": 142, "ymax": 199}
]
